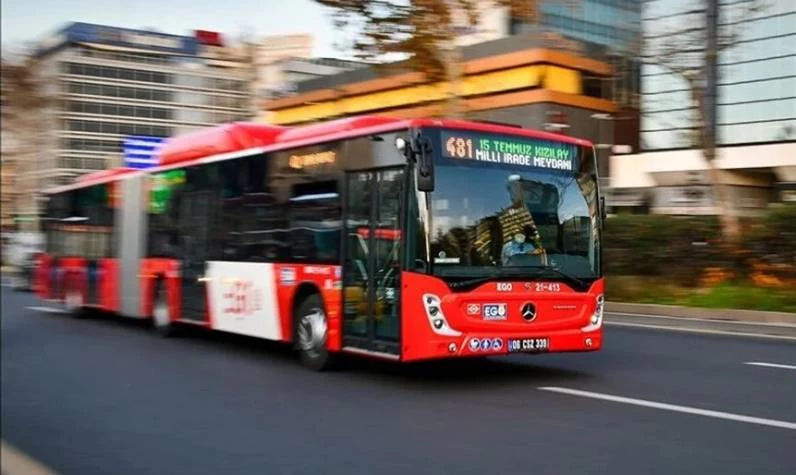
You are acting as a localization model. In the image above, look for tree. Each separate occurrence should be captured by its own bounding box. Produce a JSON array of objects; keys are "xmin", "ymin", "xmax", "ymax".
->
[
  {"xmin": 314, "ymin": 0, "xmax": 576, "ymax": 117},
  {"xmin": 642, "ymin": 0, "xmax": 768, "ymax": 242},
  {"xmin": 1, "ymin": 52, "xmax": 54, "ymax": 232}
]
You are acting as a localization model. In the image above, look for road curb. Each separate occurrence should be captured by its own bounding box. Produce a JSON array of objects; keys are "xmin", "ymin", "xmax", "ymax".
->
[
  {"xmin": 606, "ymin": 302, "xmax": 795, "ymax": 325},
  {"xmin": 1, "ymin": 441, "xmax": 58, "ymax": 475}
]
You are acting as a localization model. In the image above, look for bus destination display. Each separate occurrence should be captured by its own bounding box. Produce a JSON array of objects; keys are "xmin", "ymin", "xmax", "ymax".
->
[{"xmin": 440, "ymin": 131, "xmax": 577, "ymax": 171}]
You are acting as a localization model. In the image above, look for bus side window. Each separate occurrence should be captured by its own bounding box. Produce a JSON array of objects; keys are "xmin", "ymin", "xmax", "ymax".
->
[
  {"xmin": 287, "ymin": 180, "xmax": 341, "ymax": 264},
  {"xmin": 239, "ymin": 154, "xmax": 279, "ymax": 263}
]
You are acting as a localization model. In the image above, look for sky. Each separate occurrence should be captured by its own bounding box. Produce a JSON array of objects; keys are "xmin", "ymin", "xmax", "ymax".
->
[{"xmin": 0, "ymin": 0, "xmax": 344, "ymax": 57}]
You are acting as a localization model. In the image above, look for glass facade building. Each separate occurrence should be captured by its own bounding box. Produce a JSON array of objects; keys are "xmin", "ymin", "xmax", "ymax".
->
[
  {"xmin": 537, "ymin": 0, "xmax": 642, "ymax": 50},
  {"xmin": 642, "ymin": 0, "xmax": 796, "ymax": 150},
  {"xmin": 32, "ymin": 23, "xmax": 251, "ymax": 186}
]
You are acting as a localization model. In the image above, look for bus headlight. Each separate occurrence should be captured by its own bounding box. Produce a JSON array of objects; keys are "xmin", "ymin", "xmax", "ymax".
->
[
  {"xmin": 581, "ymin": 294, "xmax": 604, "ymax": 332},
  {"xmin": 422, "ymin": 293, "xmax": 461, "ymax": 337}
]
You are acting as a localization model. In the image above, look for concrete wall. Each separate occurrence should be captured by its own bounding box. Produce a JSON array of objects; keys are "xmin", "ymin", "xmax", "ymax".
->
[{"xmin": 608, "ymin": 142, "xmax": 796, "ymax": 213}]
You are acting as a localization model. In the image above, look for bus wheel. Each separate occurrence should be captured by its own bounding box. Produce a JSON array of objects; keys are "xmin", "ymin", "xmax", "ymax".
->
[
  {"xmin": 152, "ymin": 280, "xmax": 178, "ymax": 338},
  {"xmin": 295, "ymin": 294, "xmax": 336, "ymax": 371}
]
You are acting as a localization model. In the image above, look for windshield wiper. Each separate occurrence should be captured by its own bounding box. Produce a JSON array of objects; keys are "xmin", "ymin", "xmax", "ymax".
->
[
  {"xmin": 524, "ymin": 266, "xmax": 589, "ymax": 289},
  {"xmin": 448, "ymin": 274, "xmax": 499, "ymax": 290}
]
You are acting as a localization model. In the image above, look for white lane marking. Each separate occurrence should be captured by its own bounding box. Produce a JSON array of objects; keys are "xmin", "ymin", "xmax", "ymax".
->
[
  {"xmin": 538, "ymin": 387, "xmax": 796, "ymax": 431},
  {"xmin": 608, "ymin": 312, "xmax": 796, "ymax": 328},
  {"xmin": 26, "ymin": 306, "xmax": 67, "ymax": 314},
  {"xmin": 745, "ymin": 362, "xmax": 796, "ymax": 371},
  {"xmin": 605, "ymin": 321, "xmax": 796, "ymax": 342}
]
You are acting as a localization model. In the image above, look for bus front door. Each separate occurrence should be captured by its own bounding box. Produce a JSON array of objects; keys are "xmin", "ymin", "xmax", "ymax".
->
[{"xmin": 341, "ymin": 168, "xmax": 404, "ymax": 358}]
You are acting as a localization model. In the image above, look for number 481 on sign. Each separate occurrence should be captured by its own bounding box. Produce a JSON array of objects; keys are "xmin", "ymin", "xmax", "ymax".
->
[{"xmin": 446, "ymin": 136, "xmax": 473, "ymax": 159}]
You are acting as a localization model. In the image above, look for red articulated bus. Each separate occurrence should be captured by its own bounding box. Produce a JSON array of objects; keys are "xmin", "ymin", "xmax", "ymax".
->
[{"xmin": 35, "ymin": 115, "xmax": 606, "ymax": 370}]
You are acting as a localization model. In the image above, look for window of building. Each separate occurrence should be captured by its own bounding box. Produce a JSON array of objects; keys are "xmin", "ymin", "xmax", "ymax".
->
[
  {"xmin": 64, "ymin": 62, "xmax": 173, "ymax": 84},
  {"xmin": 66, "ymin": 119, "xmax": 172, "ymax": 137},
  {"xmin": 63, "ymin": 138, "xmax": 122, "ymax": 153}
]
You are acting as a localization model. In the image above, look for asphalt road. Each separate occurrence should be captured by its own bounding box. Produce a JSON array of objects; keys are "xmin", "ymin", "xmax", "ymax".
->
[{"xmin": 2, "ymin": 287, "xmax": 795, "ymax": 475}]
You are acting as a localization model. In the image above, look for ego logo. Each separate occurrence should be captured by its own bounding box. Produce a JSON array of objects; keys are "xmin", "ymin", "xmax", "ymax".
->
[
  {"xmin": 223, "ymin": 280, "xmax": 262, "ymax": 317},
  {"xmin": 482, "ymin": 303, "xmax": 508, "ymax": 321}
]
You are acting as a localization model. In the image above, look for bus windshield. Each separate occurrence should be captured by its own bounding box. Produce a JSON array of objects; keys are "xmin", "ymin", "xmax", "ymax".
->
[{"xmin": 425, "ymin": 128, "xmax": 601, "ymax": 283}]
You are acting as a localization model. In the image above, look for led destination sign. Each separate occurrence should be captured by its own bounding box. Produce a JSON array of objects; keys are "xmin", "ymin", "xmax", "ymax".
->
[{"xmin": 440, "ymin": 131, "xmax": 578, "ymax": 171}]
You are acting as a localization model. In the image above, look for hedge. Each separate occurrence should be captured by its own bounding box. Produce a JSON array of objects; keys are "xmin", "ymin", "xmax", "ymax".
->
[{"xmin": 603, "ymin": 204, "xmax": 796, "ymax": 289}]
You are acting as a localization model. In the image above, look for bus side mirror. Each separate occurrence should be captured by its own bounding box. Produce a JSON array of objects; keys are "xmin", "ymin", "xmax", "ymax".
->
[{"xmin": 414, "ymin": 135, "xmax": 434, "ymax": 192}]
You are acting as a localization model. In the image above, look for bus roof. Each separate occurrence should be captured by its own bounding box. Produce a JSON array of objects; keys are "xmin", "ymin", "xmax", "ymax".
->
[
  {"xmin": 44, "ymin": 167, "xmax": 142, "ymax": 195},
  {"xmin": 44, "ymin": 114, "xmax": 594, "ymax": 194},
  {"xmin": 75, "ymin": 167, "xmax": 138, "ymax": 183},
  {"xmin": 156, "ymin": 115, "xmax": 593, "ymax": 169},
  {"xmin": 158, "ymin": 122, "xmax": 288, "ymax": 167}
]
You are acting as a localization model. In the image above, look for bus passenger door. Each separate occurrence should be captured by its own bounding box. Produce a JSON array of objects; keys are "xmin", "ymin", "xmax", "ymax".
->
[
  {"xmin": 179, "ymin": 240, "xmax": 207, "ymax": 321},
  {"xmin": 342, "ymin": 168, "xmax": 404, "ymax": 357}
]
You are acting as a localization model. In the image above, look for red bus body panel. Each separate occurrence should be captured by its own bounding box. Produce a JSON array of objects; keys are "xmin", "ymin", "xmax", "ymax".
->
[
  {"xmin": 34, "ymin": 114, "xmax": 603, "ymax": 364},
  {"xmin": 139, "ymin": 258, "xmax": 182, "ymax": 319},
  {"xmin": 399, "ymin": 272, "xmax": 604, "ymax": 362}
]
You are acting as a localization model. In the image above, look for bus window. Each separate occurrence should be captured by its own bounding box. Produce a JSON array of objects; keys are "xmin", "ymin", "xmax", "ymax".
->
[{"xmin": 288, "ymin": 180, "xmax": 341, "ymax": 264}]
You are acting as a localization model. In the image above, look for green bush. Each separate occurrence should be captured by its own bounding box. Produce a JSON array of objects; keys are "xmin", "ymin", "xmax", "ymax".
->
[
  {"xmin": 604, "ymin": 205, "xmax": 796, "ymax": 287},
  {"xmin": 742, "ymin": 204, "xmax": 796, "ymax": 270},
  {"xmin": 682, "ymin": 282, "xmax": 796, "ymax": 313},
  {"xmin": 606, "ymin": 277, "xmax": 796, "ymax": 313},
  {"xmin": 603, "ymin": 214, "xmax": 727, "ymax": 285}
]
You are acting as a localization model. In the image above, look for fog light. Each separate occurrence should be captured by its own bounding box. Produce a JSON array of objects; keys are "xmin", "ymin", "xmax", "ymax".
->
[
  {"xmin": 585, "ymin": 337, "xmax": 593, "ymax": 348},
  {"xmin": 448, "ymin": 343, "xmax": 457, "ymax": 353}
]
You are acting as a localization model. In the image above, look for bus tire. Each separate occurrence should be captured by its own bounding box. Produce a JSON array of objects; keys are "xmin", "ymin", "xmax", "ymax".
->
[
  {"xmin": 152, "ymin": 279, "xmax": 179, "ymax": 338},
  {"xmin": 294, "ymin": 293, "xmax": 336, "ymax": 371}
]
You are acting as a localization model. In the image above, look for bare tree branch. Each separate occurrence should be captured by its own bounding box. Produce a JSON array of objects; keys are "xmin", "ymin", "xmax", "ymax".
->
[
  {"xmin": 1, "ymin": 56, "xmax": 55, "ymax": 230},
  {"xmin": 313, "ymin": 0, "xmax": 576, "ymax": 82},
  {"xmin": 639, "ymin": 0, "xmax": 771, "ymax": 241}
]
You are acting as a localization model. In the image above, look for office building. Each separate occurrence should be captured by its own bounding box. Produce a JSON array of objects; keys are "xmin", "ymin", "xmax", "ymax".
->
[
  {"xmin": 509, "ymin": 0, "xmax": 642, "ymax": 51},
  {"xmin": 256, "ymin": 57, "xmax": 365, "ymax": 101},
  {"xmin": 642, "ymin": 0, "xmax": 795, "ymax": 149},
  {"xmin": 13, "ymin": 22, "xmax": 253, "ymax": 226},
  {"xmin": 253, "ymin": 34, "xmax": 314, "ymax": 101},
  {"xmin": 610, "ymin": 0, "xmax": 795, "ymax": 214},
  {"xmin": 255, "ymin": 34, "xmax": 313, "ymax": 65},
  {"xmin": 262, "ymin": 34, "xmax": 618, "ymax": 178}
]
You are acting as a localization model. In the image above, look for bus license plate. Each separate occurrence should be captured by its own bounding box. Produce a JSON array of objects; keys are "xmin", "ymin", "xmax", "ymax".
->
[{"xmin": 508, "ymin": 338, "xmax": 549, "ymax": 353}]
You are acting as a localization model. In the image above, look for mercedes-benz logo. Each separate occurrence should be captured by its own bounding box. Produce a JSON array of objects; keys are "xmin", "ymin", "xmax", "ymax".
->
[{"xmin": 520, "ymin": 302, "xmax": 537, "ymax": 322}]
